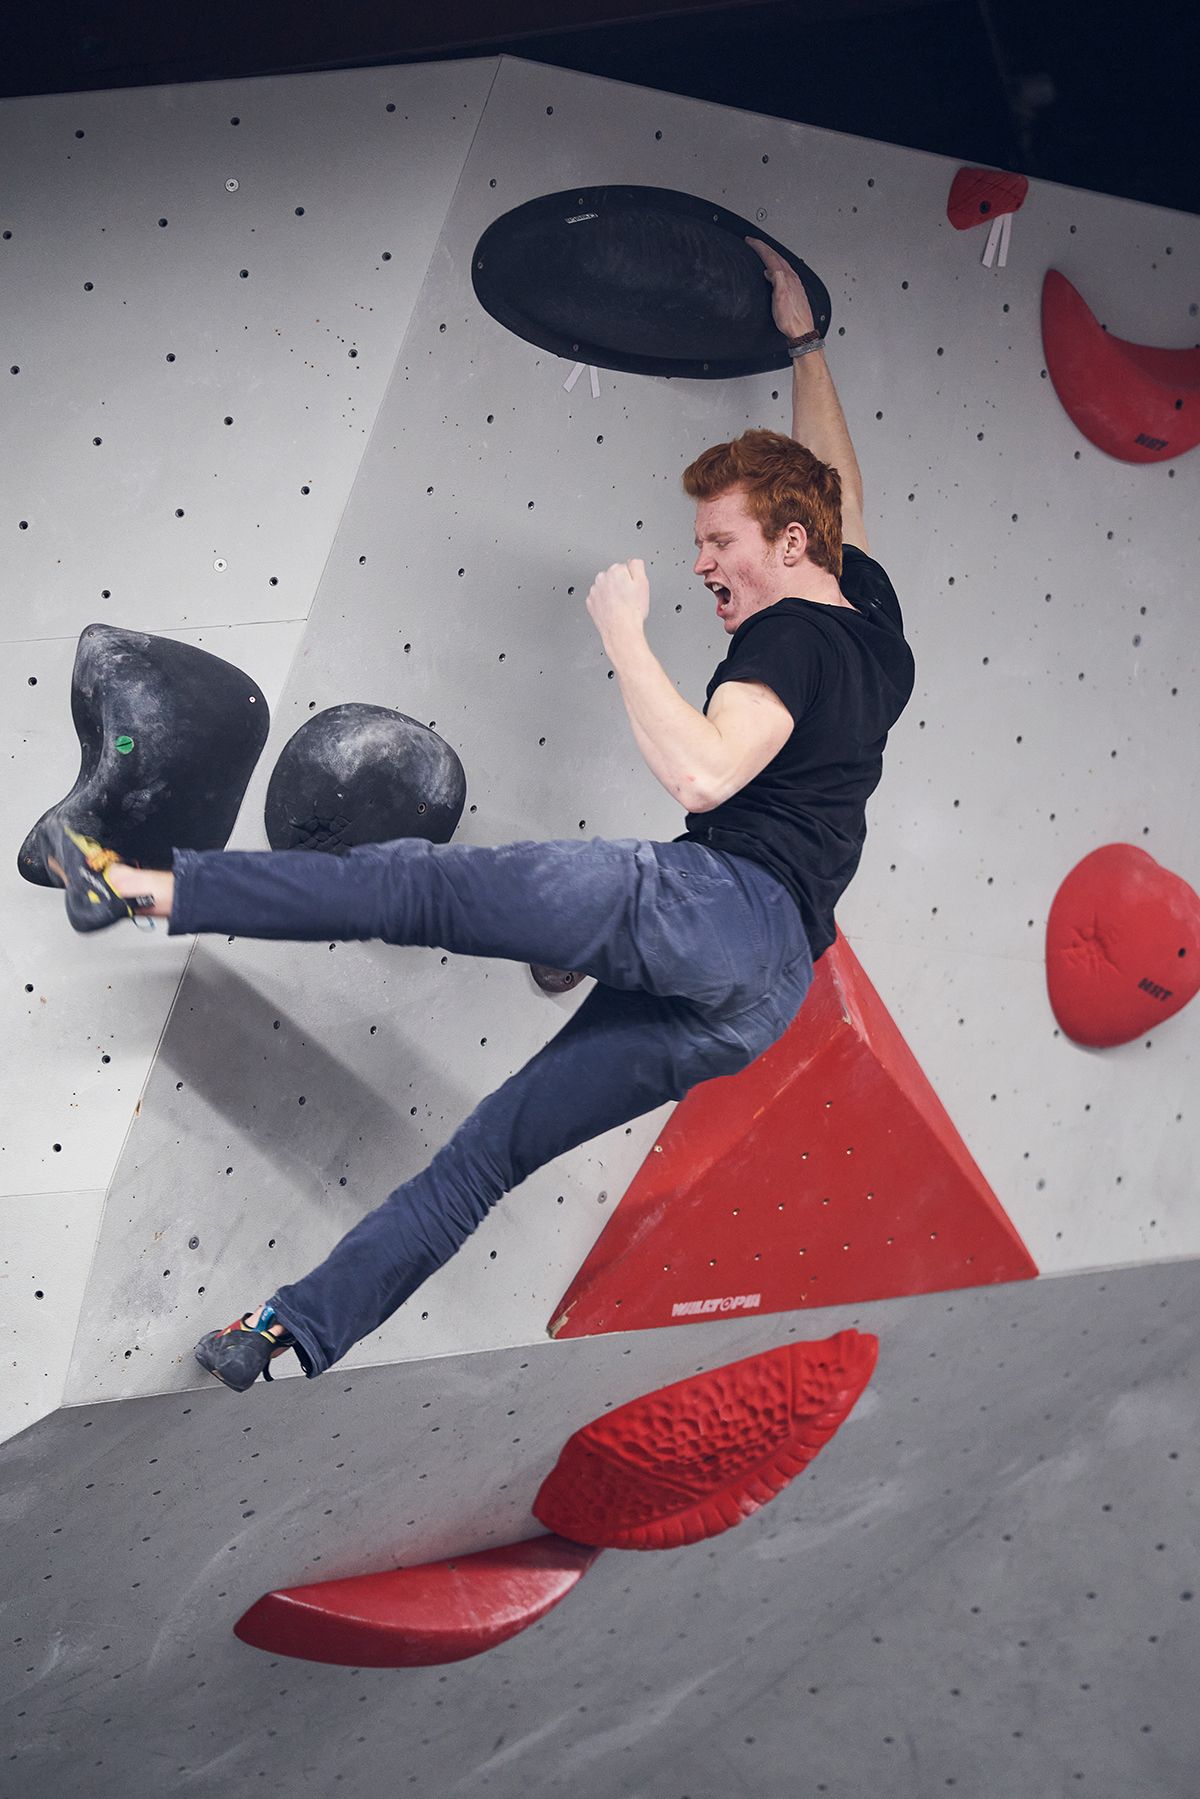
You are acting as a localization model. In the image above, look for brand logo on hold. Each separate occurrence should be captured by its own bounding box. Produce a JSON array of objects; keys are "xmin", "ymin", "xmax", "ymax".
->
[
  {"xmin": 565, "ymin": 212, "xmax": 599, "ymax": 224},
  {"xmin": 1135, "ymin": 433, "xmax": 1168, "ymax": 451},
  {"xmin": 1138, "ymin": 976, "xmax": 1174, "ymax": 1001},
  {"xmin": 671, "ymin": 1293, "xmax": 762, "ymax": 1318}
]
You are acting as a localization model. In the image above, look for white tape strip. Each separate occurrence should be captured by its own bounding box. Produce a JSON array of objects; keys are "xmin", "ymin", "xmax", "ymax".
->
[
  {"xmin": 589, "ymin": 364, "xmax": 601, "ymax": 400},
  {"xmin": 563, "ymin": 361, "xmax": 586, "ymax": 393},
  {"xmin": 997, "ymin": 211, "xmax": 1012, "ymax": 268},
  {"xmin": 982, "ymin": 214, "xmax": 1003, "ymax": 268}
]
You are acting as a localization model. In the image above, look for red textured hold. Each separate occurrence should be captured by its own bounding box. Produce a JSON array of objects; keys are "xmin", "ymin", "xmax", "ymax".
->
[
  {"xmin": 1046, "ymin": 844, "xmax": 1200, "ymax": 1047},
  {"xmin": 533, "ymin": 1332, "xmax": 878, "ymax": 1550},
  {"xmin": 548, "ymin": 933, "xmax": 1036, "ymax": 1339},
  {"xmin": 233, "ymin": 1534, "xmax": 600, "ymax": 1667},
  {"xmin": 946, "ymin": 166, "xmax": 1029, "ymax": 230},
  {"xmin": 1042, "ymin": 269, "xmax": 1200, "ymax": 463}
]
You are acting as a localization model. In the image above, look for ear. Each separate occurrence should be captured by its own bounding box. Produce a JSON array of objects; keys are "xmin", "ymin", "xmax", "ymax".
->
[{"xmin": 782, "ymin": 521, "xmax": 809, "ymax": 563}]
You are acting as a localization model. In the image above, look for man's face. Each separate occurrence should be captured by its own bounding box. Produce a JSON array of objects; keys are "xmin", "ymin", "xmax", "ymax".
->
[{"xmin": 692, "ymin": 487, "xmax": 792, "ymax": 636}]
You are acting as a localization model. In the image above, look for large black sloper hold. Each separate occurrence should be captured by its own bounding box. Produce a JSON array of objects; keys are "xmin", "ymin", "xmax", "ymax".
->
[
  {"xmin": 263, "ymin": 704, "xmax": 466, "ymax": 853},
  {"xmin": 471, "ymin": 185, "xmax": 832, "ymax": 380},
  {"xmin": 19, "ymin": 622, "xmax": 270, "ymax": 886}
]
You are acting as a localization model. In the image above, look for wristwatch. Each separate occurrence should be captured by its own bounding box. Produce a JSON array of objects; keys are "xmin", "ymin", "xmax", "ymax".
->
[{"xmin": 787, "ymin": 330, "xmax": 825, "ymax": 359}]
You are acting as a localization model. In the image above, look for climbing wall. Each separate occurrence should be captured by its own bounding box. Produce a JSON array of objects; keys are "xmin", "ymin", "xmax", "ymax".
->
[
  {"xmin": 2, "ymin": 47, "xmax": 1200, "ymax": 1799},
  {"xmin": 2, "ymin": 55, "xmax": 1190, "ymax": 1414}
]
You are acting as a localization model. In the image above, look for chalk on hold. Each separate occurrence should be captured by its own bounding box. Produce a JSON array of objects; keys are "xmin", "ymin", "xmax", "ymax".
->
[
  {"xmin": 18, "ymin": 622, "xmax": 269, "ymax": 886},
  {"xmin": 472, "ymin": 185, "xmax": 831, "ymax": 380},
  {"xmin": 1046, "ymin": 844, "xmax": 1200, "ymax": 1047},
  {"xmin": 264, "ymin": 703, "xmax": 466, "ymax": 852},
  {"xmin": 233, "ymin": 1534, "xmax": 600, "ymax": 1666},
  {"xmin": 1041, "ymin": 269, "xmax": 1200, "ymax": 464},
  {"xmin": 533, "ymin": 1332, "xmax": 878, "ymax": 1550}
]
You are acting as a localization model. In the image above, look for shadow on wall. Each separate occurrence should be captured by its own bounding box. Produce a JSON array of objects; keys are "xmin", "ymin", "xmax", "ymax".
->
[{"xmin": 154, "ymin": 951, "xmax": 481, "ymax": 1233}]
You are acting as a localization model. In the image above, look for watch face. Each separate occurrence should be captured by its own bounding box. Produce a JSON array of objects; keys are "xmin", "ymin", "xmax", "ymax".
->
[{"xmin": 472, "ymin": 185, "xmax": 832, "ymax": 380}]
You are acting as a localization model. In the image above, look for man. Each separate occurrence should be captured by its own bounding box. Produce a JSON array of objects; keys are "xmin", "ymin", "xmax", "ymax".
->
[{"xmin": 42, "ymin": 240, "xmax": 915, "ymax": 1390}]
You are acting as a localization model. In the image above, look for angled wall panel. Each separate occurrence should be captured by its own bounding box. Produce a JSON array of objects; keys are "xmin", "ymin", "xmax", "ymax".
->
[
  {"xmin": 0, "ymin": 61, "xmax": 495, "ymax": 1433},
  {"xmin": 0, "ymin": 62, "xmax": 496, "ymax": 643},
  {"xmin": 4, "ymin": 1259, "xmax": 1200, "ymax": 1795}
]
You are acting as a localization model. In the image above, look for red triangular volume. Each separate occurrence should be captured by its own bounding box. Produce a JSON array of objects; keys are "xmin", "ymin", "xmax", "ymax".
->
[
  {"xmin": 233, "ymin": 1535, "xmax": 600, "ymax": 1667},
  {"xmin": 1046, "ymin": 843, "xmax": 1200, "ymax": 1047},
  {"xmin": 533, "ymin": 1332, "xmax": 877, "ymax": 1550},
  {"xmin": 1042, "ymin": 269, "xmax": 1200, "ymax": 464},
  {"xmin": 946, "ymin": 166, "xmax": 1029, "ymax": 230},
  {"xmin": 549, "ymin": 933, "xmax": 1036, "ymax": 1339}
]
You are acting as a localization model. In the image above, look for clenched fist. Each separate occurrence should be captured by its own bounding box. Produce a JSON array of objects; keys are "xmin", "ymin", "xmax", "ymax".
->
[{"xmin": 586, "ymin": 558, "xmax": 650, "ymax": 645}]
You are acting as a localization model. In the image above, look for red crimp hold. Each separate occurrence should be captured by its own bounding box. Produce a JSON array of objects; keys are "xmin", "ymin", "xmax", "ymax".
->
[
  {"xmin": 533, "ymin": 1332, "xmax": 878, "ymax": 1550},
  {"xmin": 233, "ymin": 1534, "xmax": 600, "ymax": 1667},
  {"xmin": 947, "ymin": 166, "xmax": 1029, "ymax": 229}
]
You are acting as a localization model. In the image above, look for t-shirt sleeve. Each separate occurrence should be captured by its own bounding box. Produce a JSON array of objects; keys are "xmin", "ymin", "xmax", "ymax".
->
[
  {"xmin": 841, "ymin": 545, "xmax": 906, "ymax": 635},
  {"xmin": 707, "ymin": 612, "xmax": 828, "ymax": 724}
]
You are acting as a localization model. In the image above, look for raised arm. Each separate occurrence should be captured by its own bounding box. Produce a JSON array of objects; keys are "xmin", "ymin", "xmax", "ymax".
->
[{"xmin": 746, "ymin": 238, "xmax": 868, "ymax": 555}]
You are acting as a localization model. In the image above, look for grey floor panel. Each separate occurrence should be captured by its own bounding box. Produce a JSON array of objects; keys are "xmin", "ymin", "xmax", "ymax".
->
[{"xmin": 4, "ymin": 1259, "xmax": 1198, "ymax": 1798}]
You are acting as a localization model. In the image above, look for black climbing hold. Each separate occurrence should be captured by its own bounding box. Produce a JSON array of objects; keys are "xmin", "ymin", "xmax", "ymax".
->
[
  {"xmin": 531, "ymin": 965, "xmax": 582, "ymax": 995},
  {"xmin": 472, "ymin": 185, "xmax": 831, "ymax": 380},
  {"xmin": 18, "ymin": 622, "xmax": 270, "ymax": 886},
  {"xmin": 264, "ymin": 704, "xmax": 466, "ymax": 853}
]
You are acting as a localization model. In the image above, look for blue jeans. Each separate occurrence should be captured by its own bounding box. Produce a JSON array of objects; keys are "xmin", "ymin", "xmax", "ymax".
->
[{"xmin": 170, "ymin": 836, "xmax": 813, "ymax": 1375}]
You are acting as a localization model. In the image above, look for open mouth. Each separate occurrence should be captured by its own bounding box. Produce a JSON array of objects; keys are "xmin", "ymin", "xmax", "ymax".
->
[{"xmin": 708, "ymin": 581, "xmax": 732, "ymax": 609}]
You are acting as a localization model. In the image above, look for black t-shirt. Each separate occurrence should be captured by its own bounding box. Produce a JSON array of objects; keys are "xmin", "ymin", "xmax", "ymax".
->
[{"xmin": 677, "ymin": 545, "xmax": 915, "ymax": 961}]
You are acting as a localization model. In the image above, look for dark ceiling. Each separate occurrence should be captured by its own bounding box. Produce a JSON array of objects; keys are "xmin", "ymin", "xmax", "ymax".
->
[{"xmin": 6, "ymin": 0, "xmax": 1199, "ymax": 216}]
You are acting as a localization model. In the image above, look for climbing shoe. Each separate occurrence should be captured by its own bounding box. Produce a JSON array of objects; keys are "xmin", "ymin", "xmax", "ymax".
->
[
  {"xmin": 194, "ymin": 1304, "xmax": 302, "ymax": 1391},
  {"xmin": 38, "ymin": 820, "xmax": 155, "ymax": 932}
]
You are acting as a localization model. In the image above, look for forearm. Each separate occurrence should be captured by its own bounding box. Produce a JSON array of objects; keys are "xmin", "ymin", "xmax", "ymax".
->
[
  {"xmin": 791, "ymin": 350, "xmax": 864, "ymax": 508},
  {"xmin": 604, "ymin": 625, "xmax": 725, "ymax": 811}
]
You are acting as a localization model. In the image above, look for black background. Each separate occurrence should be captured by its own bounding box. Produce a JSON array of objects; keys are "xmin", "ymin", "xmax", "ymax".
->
[{"xmin": 5, "ymin": 0, "xmax": 1199, "ymax": 217}]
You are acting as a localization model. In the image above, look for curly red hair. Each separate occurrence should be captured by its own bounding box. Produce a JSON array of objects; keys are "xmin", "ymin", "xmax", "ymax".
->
[{"xmin": 682, "ymin": 428, "xmax": 843, "ymax": 577}]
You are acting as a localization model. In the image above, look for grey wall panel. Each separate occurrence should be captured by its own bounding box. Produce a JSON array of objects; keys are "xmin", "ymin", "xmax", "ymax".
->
[
  {"xmin": 0, "ymin": 61, "xmax": 496, "ymax": 642},
  {"xmin": 842, "ymin": 938, "xmax": 1197, "ymax": 1280},
  {"xmin": 5, "ymin": 619, "xmax": 300, "ymax": 1438},
  {"xmin": 0, "ymin": 1188, "xmax": 104, "ymax": 1440},
  {"xmin": 3, "ymin": 59, "xmax": 495, "ymax": 1435},
  {"xmin": 7, "ymin": 621, "xmax": 302, "ymax": 1203},
  {"xmin": 63, "ymin": 922, "xmax": 675, "ymax": 1403},
  {"xmin": 4, "ymin": 1260, "xmax": 1199, "ymax": 1797}
]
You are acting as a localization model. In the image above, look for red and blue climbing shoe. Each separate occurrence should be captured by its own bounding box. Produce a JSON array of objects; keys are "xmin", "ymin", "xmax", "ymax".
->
[
  {"xmin": 38, "ymin": 819, "xmax": 155, "ymax": 933},
  {"xmin": 194, "ymin": 1305, "xmax": 300, "ymax": 1391}
]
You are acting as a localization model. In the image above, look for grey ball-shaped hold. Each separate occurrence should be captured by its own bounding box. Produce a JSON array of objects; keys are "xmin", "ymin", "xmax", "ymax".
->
[{"xmin": 264, "ymin": 704, "xmax": 466, "ymax": 853}]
